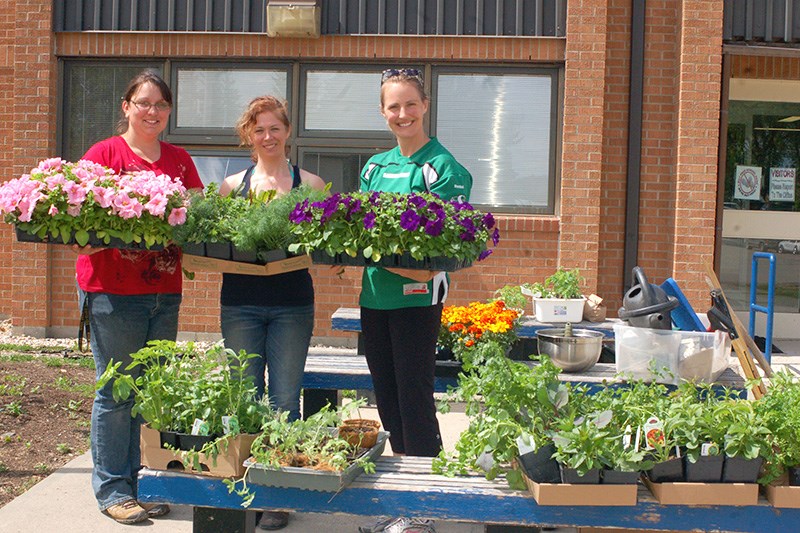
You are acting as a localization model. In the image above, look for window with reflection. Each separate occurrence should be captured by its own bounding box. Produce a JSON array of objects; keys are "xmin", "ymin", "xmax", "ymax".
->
[
  {"xmin": 172, "ymin": 66, "xmax": 288, "ymax": 131},
  {"xmin": 434, "ymin": 70, "xmax": 558, "ymax": 213}
]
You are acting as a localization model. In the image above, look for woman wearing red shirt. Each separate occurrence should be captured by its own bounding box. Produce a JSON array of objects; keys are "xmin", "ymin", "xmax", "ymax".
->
[{"xmin": 77, "ymin": 70, "xmax": 203, "ymax": 525}]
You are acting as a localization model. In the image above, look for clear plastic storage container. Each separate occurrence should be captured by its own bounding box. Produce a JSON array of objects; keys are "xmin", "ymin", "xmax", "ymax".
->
[{"xmin": 613, "ymin": 324, "xmax": 731, "ymax": 385}]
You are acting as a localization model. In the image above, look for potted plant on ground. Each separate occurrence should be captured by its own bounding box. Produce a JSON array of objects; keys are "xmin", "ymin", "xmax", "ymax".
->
[
  {"xmin": 0, "ymin": 157, "xmax": 189, "ymax": 249},
  {"xmin": 522, "ymin": 268, "xmax": 585, "ymax": 323},
  {"xmin": 288, "ymin": 191, "xmax": 500, "ymax": 271}
]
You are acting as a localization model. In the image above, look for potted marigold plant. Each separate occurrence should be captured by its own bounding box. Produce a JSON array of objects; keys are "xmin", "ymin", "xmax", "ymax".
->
[
  {"xmin": 0, "ymin": 157, "xmax": 188, "ymax": 249},
  {"xmin": 288, "ymin": 191, "xmax": 500, "ymax": 271}
]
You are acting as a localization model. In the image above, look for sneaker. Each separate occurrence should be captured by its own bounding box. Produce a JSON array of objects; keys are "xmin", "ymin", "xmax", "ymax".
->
[
  {"xmin": 104, "ymin": 499, "xmax": 148, "ymax": 524},
  {"xmin": 139, "ymin": 502, "xmax": 170, "ymax": 518},
  {"xmin": 259, "ymin": 510, "xmax": 290, "ymax": 530},
  {"xmin": 359, "ymin": 516, "xmax": 396, "ymax": 533}
]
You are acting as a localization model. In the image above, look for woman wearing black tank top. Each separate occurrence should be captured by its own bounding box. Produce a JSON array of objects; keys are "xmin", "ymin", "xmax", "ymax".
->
[{"xmin": 219, "ymin": 96, "xmax": 325, "ymax": 531}]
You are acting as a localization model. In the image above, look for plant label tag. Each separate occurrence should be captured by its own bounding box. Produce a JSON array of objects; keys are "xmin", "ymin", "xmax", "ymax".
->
[
  {"xmin": 623, "ymin": 424, "xmax": 632, "ymax": 450},
  {"xmin": 516, "ymin": 433, "xmax": 536, "ymax": 455},
  {"xmin": 700, "ymin": 442, "xmax": 719, "ymax": 456},
  {"xmin": 192, "ymin": 418, "xmax": 210, "ymax": 436},
  {"xmin": 634, "ymin": 425, "xmax": 642, "ymax": 452},
  {"xmin": 403, "ymin": 283, "xmax": 429, "ymax": 295},
  {"xmin": 222, "ymin": 415, "xmax": 239, "ymax": 435},
  {"xmin": 475, "ymin": 448, "xmax": 495, "ymax": 473},
  {"xmin": 643, "ymin": 416, "xmax": 665, "ymax": 450}
]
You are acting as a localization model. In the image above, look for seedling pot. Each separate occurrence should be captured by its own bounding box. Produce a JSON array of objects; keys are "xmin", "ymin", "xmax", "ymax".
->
[
  {"xmin": 684, "ymin": 455, "xmax": 723, "ymax": 483},
  {"xmin": 176, "ymin": 433, "xmax": 216, "ymax": 452},
  {"xmin": 646, "ymin": 457, "xmax": 684, "ymax": 483},
  {"xmin": 338, "ymin": 419, "xmax": 381, "ymax": 449},
  {"xmin": 205, "ymin": 241, "xmax": 232, "ymax": 260},
  {"xmin": 789, "ymin": 466, "xmax": 800, "ymax": 486},
  {"xmin": 559, "ymin": 464, "xmax": 601, "ymax": 484},
  {"xmin": 602, "ymin": 469, "xmax": 640, "ymax": 485},
  {"xmin": 518, "ymin": 444, "xmax": 561, "ymax": 484},
  {"xmin": 722, "ymin": 456, "xmax": 763, "ymax": 483}
]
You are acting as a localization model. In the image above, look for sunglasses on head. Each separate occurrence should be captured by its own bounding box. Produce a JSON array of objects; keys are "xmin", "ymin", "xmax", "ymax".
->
[{"xmin": 381, "ymin": 68, "xmax": 424, "ymax": 85}]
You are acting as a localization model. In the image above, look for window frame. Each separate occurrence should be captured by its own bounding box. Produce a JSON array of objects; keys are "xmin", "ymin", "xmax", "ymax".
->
[{"xmin": 166, "ymin": 61, "xmax": 293, "ymax": 145}]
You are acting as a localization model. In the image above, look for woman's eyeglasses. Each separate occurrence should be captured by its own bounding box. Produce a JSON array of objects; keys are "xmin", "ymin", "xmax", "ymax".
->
[
  {"xmin": 381, "ymin": 68, "xmax": 423, "ymax": 85},
  {"xmin": 130, "ymin": 100, "xmax": 171, "ymax": 112}
]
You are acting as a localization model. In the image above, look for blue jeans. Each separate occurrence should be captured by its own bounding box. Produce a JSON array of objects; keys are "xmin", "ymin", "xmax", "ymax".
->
[
  {"xmin": 83, "ymin": 290, "xmax": 182, "ymax": 510},
  {"xmin": 221, "ymin": 304, "xmax": 314, "ymax": 421}
]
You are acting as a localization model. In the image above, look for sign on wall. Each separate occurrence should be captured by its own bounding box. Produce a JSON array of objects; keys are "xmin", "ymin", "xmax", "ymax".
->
[
  {"xmin": 769, "ymin": 167, "xmax": 796, "ymax": 202},
  {"xmin": 734, "ymin": 165, "xmax": 762, "ymax": 201}
]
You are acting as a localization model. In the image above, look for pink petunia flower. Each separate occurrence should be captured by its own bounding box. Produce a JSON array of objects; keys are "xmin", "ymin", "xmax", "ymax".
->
[{"xmin": 167, "ymin": 206, "xmax": 186, "ymax": 226}]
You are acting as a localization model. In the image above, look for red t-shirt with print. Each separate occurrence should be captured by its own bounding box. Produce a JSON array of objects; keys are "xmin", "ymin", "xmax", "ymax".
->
[{"xmin": 76, "ymin": 136, "xmax": 203, "ymax": 295}]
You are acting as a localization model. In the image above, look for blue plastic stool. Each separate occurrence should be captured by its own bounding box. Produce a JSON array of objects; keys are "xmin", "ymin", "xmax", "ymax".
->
[{"xmin": 749, "ymin": 252, "xmax": 776, "ymax": 364}]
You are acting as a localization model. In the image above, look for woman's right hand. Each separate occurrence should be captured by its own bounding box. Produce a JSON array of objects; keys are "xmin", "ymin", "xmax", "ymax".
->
[{"xmin": 330, "ymin": 265, "xmax": 346, "ymax": 278}]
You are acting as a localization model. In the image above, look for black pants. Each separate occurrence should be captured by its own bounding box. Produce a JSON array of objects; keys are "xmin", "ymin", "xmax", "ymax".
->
[{"xmin": 361, "ymin": 305, "xmax": 443, "ymax": 457}]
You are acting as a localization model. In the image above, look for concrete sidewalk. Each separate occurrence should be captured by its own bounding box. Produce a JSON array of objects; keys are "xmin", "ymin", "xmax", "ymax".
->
[{"xmin": 0, "ymin": 406, "xmax": 500, "ymax": 533}]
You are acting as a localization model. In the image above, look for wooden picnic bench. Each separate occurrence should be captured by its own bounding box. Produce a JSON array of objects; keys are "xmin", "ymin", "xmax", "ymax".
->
[{"xmin": 137, "ymin": 455, "xmax": 800, "ymax": 533}]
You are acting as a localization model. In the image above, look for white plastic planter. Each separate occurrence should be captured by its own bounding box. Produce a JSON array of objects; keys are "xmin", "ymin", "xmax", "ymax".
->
[{"xmin": 533, "ymin": 297, "xmax": 585, "ymax": 323}]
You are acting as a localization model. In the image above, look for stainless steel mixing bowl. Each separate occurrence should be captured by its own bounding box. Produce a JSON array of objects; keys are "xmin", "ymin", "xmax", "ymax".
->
[{"xmin": 536, "ymin": 328, "xmax": 604, "ymax": 372}]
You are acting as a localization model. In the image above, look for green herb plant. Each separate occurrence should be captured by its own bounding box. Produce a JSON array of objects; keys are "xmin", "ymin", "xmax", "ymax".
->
[
  {"xmin": 223, "ymin": 400, "xmax": 379, "ymax": 507},
  {"xmin": 524, "ymin": 268, "xmax": 584, "ymax": 299},
  {"xmin": 492, "ymin": 284, "xmax": 529, "ymax": 311},
  {"xmin": 755, "ymin": 371, "xmax": 800, "ymax": 484}
]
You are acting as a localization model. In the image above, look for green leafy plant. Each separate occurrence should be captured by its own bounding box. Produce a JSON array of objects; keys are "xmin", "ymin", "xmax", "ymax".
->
[
  {"xmin": 492, "ymin": 284, "xmax": 528, "ymax": 310},
  {"xmin": 523, "ymin": 268, "xmax": 584, "ymax": 299},
  {"xmin": 172, "ymin": 183, "xmax": 247, "ymax": 245},
  {"xmin": 97, "ymin": 340, "xmax": 269, "ymax": 436},
  {"xmin": 551, "ymin": 410, "xmax": 613, "ymax": 476},
  {"xmin": 288, "ymin": 191, "xmax": 500, "ymax": 263},
  {"xmin": 232, "ymin": 184, "xmax": 328, "ymax": 255},
  {"xmin": 224, "ymin": 401, "xmax": 379, "ymax": 507},
  {"xmin": 433, "ymin": 342, "xmax": 573, "ymax": 489},
  {"xmin": 755, "ymin": 370, "xmax": 800, "ymax": 484}
]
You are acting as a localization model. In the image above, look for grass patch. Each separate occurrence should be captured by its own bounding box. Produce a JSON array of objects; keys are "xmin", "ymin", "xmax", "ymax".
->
[
  {"xmin": 0, "ymin": 343, "xmax": 34, "ymax": 352},
  {"xmin": 0, "ymin": 463, "xmax": 7, "ymax": 473},
  {"xmin": 0, "ymin": 375, "xmax": 27, "ymax": 396},
  {"xmin": 75, "ymin": 357, "xmax": 95, "ymax": 369},
  {"xmin": 53, "ymin": 376, "xmax": 94, "ymax": 398},
  {"xmin": 56, "ymin": 443, "xmax": 71, "ymax": 454},
  {"xmin": 43, "ymin": 358, "xmax": 64, "ymax": 368},
  {"xmin": 0, "ymin": 353, "xmax": 34, "ymax": 363}
]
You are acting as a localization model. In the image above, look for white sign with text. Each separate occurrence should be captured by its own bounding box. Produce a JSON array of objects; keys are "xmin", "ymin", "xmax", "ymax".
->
[{"xmin": 769, "ymin": 167, "xmax": 796, "ymax": 202}]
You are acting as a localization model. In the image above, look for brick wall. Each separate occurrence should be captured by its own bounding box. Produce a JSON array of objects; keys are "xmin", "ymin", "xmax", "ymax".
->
[{"xmin": 0, "ymin": 1, "xmax": 732, "ymax": 341}]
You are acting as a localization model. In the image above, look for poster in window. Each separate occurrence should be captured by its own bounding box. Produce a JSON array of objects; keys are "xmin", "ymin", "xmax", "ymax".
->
[
  {"xmin": 769, "ymin": 167, "xmax": 795, "ymax": 202},
  {"xmin": 734, "ymin": 165, "xmax": 762, "ymax": 201}
]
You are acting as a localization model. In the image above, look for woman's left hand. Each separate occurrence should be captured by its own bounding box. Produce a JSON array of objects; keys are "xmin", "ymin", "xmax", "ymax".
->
[{"xmin": 385, "ymin": 268, "xmax": 435, "ymax": 282}]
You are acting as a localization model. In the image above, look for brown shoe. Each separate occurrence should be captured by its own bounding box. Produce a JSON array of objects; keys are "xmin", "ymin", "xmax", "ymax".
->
[
  {"xmin": 105, "ymin": 499, "xmax": 148, "ymax": 524},
  {"xmin": 139, "ymin": 502, "xmax": 170, "ymax": 518}
]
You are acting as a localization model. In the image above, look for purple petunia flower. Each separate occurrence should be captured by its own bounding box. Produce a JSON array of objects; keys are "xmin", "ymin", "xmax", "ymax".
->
[
  {"xmin": 492, "ymin": 228, "xmax": 500, "ymax": 246},
  {"xmin": 460, "ymin": 230, "xmax": 476, "ymax": 242},
  {"xmin": 289, "ymin": 199, "xmax": 311, "ymax": 224},
  {"xmin": 363, "ymin": 211, "xmax": 376, "ymax": 229},
  {"xmin": 478, "ymin": 249, "xmax": 493, "ymax": 261},
  {"xmin": 400, "ymin": 209, "xmax": 421, "ymax": 231},
  {"xmin": 408, "ymin": 195, "xmax": 427, "ymax": 209},
  {"xmin": 425, "ymin": 218, "xmax": 444, "ymax": 236},
  {"xmin": 482, "ymin": 212, "xmax": 495, "ymax": 229}
]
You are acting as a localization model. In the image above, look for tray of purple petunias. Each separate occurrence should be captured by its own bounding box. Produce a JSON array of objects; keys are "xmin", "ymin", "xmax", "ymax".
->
[{"xmin": 288, "ymin": 191, "xmax": 499, "ymax": 271}]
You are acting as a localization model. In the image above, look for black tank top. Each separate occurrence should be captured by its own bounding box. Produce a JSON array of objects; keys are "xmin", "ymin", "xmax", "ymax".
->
[{"xmin": 220, "ymin": 164, "xmax": 314, "ymax": 307}]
